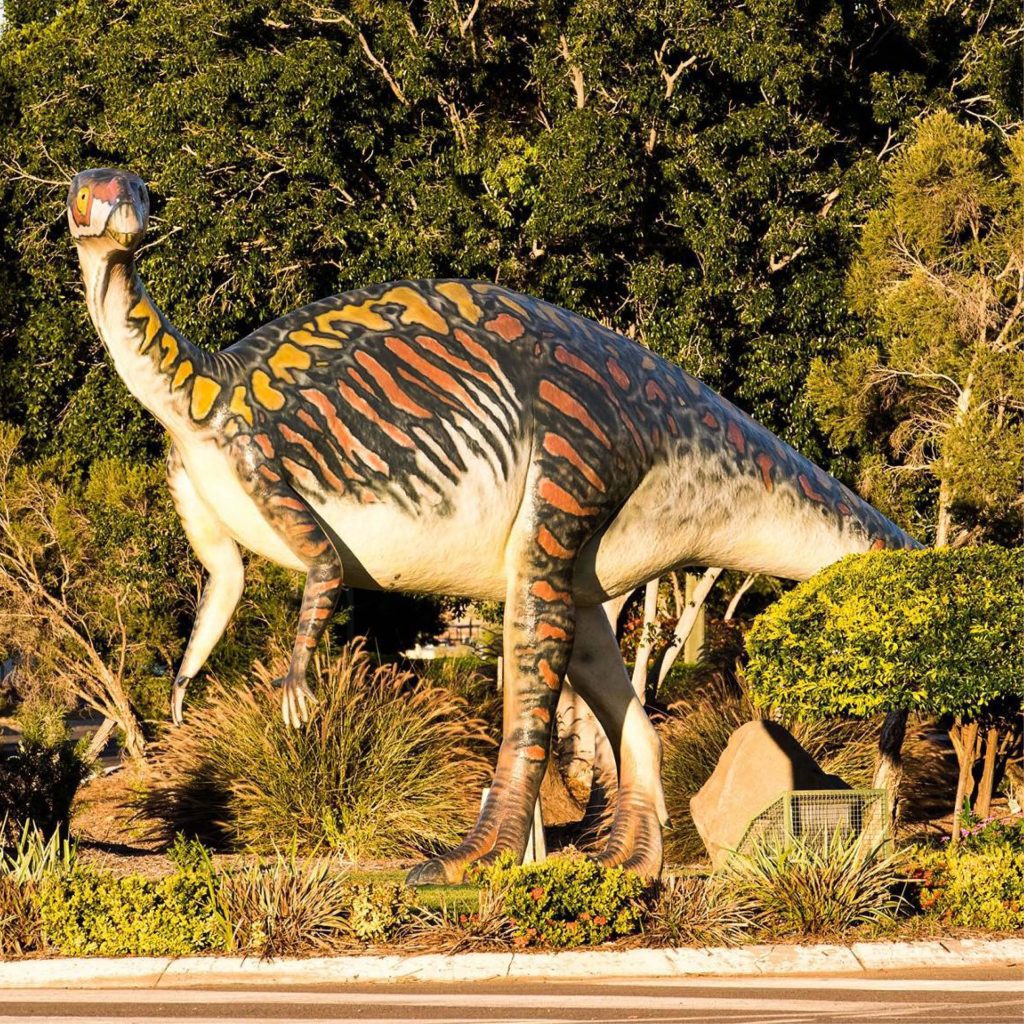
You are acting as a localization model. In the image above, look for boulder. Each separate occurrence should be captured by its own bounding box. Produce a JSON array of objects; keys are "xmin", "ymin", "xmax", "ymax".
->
[{"xmin": 689, "ymin": 719, "xmax": 851, "ymax": 869}]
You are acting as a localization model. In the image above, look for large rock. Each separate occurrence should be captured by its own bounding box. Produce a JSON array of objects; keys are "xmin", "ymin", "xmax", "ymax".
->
[{"xmin": 689, "ymin": 719, "xmax": 851, "ymax": 868}]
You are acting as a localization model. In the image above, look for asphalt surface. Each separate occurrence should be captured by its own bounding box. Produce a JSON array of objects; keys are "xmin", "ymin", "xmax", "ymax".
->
[{"xmin": 1, "ymin": 968, "xmax": 1021, "ymax": 1024}]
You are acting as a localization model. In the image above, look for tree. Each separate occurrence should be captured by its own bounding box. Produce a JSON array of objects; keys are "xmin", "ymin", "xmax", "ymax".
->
[
  {"xmin": 745, "ymin": 547, "xmax": 1024, "ymax": 840},
  {"xmin": 0, "ymin": 0, "xmax": 1018, "ymax": 468},
  {"xmin": 808, "ymin": 113, "xmax": 1024, "ymax": 546}
]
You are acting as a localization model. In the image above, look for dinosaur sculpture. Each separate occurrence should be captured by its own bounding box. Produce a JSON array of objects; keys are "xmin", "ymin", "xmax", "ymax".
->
[{"xmin": 67, "ymin": 167, "xmax": 918, "ymax": 883}]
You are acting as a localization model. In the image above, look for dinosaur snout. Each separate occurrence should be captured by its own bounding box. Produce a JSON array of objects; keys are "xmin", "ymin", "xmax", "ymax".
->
[{"xmin": 67, "ymin": 168, "xmax": 150, "ymax": 249}]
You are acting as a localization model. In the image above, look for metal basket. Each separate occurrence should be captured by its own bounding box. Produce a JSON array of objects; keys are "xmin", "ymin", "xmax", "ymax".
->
[{"xmin": 734, "ymin": 789, "xmax": 890, "ymax": 858}]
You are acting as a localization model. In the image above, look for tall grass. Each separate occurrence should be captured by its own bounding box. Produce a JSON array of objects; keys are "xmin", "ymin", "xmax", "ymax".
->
[{"xmin": 144, "ymin": 641, "xmax": 494, "ymax": 860}]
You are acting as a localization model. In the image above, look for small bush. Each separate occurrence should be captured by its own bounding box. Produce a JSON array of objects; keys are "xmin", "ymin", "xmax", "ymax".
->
[
  {"xmin": 144, "ymin": 641, "xmax": 494, "ymax": 858},
  {"xmin": 645, "ymin": 875, "xmax": 757, "ymax": 947},
  {"xmin": 485, "ymin": 851, "xmax": 647, "ymax": 948},
  {"xmin": 39, "ymin": 865, "xmax": 222, "ymax": 956},
  {"xmin": 0, "ymin": 707, "xmax": 90, "ymax": 840},
  {"xmin": 717, "ymin": 832, "xmax": 903, "ymax": 938},
  {"xmin": 909, "ymin": 828, "xmax": 1024, "ymax": 932},
  {"xmin": 214, "ymin": 852, "xmax": 415, "ymax": 956},
  {"xmin": 0, "ymin": 876, "xmax": 40, "ymax": 956}
]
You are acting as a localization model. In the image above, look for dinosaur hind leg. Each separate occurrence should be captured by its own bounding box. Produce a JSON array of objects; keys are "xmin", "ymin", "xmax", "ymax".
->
[
  {"xmin": 567, "ymin": 604, "xmax": 667, "ymax": 879},
  {"xmin": 407, "ymin": 462, "xmax": 606, "ymax": 885}
]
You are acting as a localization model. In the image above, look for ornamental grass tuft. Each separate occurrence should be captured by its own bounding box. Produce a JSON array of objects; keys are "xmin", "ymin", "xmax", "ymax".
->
[
  {"xmin": 716, "ymin": 831, "xmax": 904, "ymax": 938},
  {"xmin": 143, "ymin": 640, "xmax": 494, "ymax": 860}
]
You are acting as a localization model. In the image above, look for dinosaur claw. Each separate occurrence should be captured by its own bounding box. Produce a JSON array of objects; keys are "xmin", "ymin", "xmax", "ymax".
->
[
  {"xmin": 171, "ymin": 677, "xmax": 190, "ymax": 726},
  {"xmin": 277, "ymin": 675, "xmax": 317, "ymax": 729}
]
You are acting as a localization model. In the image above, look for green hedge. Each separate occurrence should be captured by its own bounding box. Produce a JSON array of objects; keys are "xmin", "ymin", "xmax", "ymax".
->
[{"xmin": 746, "ymin": 546, "xmax": 1024, "ymax": 721}]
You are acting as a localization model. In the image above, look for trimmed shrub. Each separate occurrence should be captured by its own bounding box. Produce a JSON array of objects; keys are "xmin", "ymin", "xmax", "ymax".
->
[
  {"xmin": 0, "ymin": 707, "xmax": 90, "ymax": 841},
  {"xmin": 485, "ymin": 851, "xmax": 647, "ymax": 948},
  {"xmin": 144, "ymin": 641, "xmax": 494, "ymax": 858},
  {"xmin": 717, "ymin": 832, "xmax": 904, "ymax": 938},
  {"xmin": 909, "ymin": 821, "xmax": 1024, "ymax": 931},
  {"xmin": 746, "ymin": 547, "xmax": 1024, "ymax": 721},
  {"xmin": 39, "ymin": 867, "xmax": 222, "ymax": 956}
]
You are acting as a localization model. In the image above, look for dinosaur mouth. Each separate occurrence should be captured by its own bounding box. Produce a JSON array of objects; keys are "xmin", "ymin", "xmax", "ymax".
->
[{"xmin": 105, "ymin": 202, "xmax": 144, "ymax": 247}]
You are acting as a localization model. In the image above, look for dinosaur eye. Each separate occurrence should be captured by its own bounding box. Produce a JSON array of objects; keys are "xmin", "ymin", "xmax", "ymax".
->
[{"xmin": 75, "ymin": 187, "xmax": 90, "ymax": 216}]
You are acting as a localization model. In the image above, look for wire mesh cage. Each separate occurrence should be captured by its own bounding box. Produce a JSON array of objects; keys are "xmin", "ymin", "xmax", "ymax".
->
[{"xmin": 735, "ymin": 789, "xmax": 890, "ymax": 858}]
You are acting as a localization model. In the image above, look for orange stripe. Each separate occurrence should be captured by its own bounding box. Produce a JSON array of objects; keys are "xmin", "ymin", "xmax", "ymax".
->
[
  {"xmin": 301, "ymin": 388, "xmax": 389, "ymax": 476},
  {"xmin": 337, "ymin": 381, "xmax": 416, "ymax": 449},
  {"xmin": 538, "ymin": 659, "xmax": 560, "ymax": 690},
  {"xmin": 412, "ymin": 334, "xmax": 503, "ymax": 399},
  {"xmin": 531, "ymin": 580, "xmax": 571, "ymax": 604},
  {"xmin": 607, "ymin": 359, "xmax": 630, "ymax": 390},
  {"xmin": 485, "ymin": 313, "xmax": 524, "ymax": 341},
  {"xmin": 385, "ymin": 337, "xmax": 489, "ymax": 421},
  {"xmin": 279, "ymin": 423, "xmax": 347, "ymax": 492},
  {"xmin": 542, "ymin": 433, "xmax": 606, "ymax": 493},
  {"xmin": 726, "ymin": 420, "xmax": 746, "ymax": 454},
  {"xmin": 253, "ymin": 433, "xmax": 275, "ymax": 458},
  {"xmin": 523, "ymin": 743, "xmax": 548, "ymax": 760},
  {"xmin": 531, "ymin": 707, "xmax": 551, "ymax": 725},
  {"xmin": 538, "ymin": 477, "xmax": 597, "ymax": 517},
  {"xmin": 538, "ymin": 622, "xmax": 570, "ymax": 642},
  {"xmin": 799, "ymin": 473, "xmax": 826, "ymax": 503},
  {"xmin": 454, "ymin": 327, "xmax": 503, "ymax": 377},
  {"xmin": 354, "ymin": 351, "xmax": 432, "ymax": 418},
  {"xmin": 645, "ymin": 380, "xmax": 668, "ymax": 403},
  {"xmin": 554, "ymin": 346, "xmax": 613, "ymax": 399},
  {"xmin": 755, "ymin": 452, "xmax": 775, "ymax": 492},
  {"xmin": 538, "ymin": 381, "xmax": 611, "ymax": 448},
  {"xmin": 537, "ymin": 526, "xmax": 574, "ymax": 559},
  {"xmin": 397, "ymin": 367, "xmax": 463, "ymax": 412}
]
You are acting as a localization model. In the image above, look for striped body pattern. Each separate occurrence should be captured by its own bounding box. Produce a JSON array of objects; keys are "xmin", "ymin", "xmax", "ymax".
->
[{"xmin": 68, "ymin": 168, "xmax": 919, "ymax": 883}]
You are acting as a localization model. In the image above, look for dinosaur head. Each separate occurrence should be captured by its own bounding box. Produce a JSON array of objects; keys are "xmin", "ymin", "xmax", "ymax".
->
[{"xmin": 67, "ymin": 168, "xmax": 149, "ymax": 251}]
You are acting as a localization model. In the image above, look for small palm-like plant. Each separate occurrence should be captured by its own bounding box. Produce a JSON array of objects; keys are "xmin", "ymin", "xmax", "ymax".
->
[
  {"xmin": 144, "ymin": 641, "xmax": 494, "ymax": 860},
  {"xmin": 717, "ymin": 831, "xmax": 904, "ymax": 937}
]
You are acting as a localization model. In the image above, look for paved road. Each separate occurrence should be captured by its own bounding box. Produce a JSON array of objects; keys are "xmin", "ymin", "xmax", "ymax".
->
[{"xmin": 1, "ymin": 969, "xmax": 1021, "ymax": 1024}]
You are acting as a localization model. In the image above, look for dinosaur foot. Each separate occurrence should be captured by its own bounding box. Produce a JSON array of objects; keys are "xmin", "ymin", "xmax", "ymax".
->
[
  {"xmin": 275, "ymin": 674, "xmax": 317, "ymax": 729},
  {"xmin": 592, "ymin": 792, "xmax": 665, "ymax": 881}
]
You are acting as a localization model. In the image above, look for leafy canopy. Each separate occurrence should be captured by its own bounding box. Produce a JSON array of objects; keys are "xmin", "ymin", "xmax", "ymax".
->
[
  {"xmin": 808, "ymin": 113, "xmax": 1024, "ymax": 544},
  {"xmin": 0, "ymin": 0, "xmax": 1018, "ymax": 466},
  {"xmin": 745, "ymin": 547, "xmax": 1024, "ymax": 721}
]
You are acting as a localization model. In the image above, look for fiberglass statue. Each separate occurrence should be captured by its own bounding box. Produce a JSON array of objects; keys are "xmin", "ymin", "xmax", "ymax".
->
[{"xmin": 67, "ymin": 167, "xmax": 919, "ymax": 884}]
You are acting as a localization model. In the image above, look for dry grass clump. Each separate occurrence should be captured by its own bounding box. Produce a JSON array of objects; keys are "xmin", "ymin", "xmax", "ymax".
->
[
  {"xmin": 644, "ymin": 874, "xmax": 757, "ymax": 947},
  {"xmin": 143, "ymin": 641, "xmax": 493, "ymax": 860}
]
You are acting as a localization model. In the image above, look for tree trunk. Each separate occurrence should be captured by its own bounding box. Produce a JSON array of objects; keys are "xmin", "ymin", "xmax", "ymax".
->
[
  {"xmin": 655, "ymin": 567, "xmax": 722, "ymax": 691},
  {"xmin": 949, "ymin": 719, "xmax": 980, "ymax": 847},
  {"xmin": 630, "ymin": 578, "xmax": 660, "ymax": 701},
  {"xmin": 724, "ymin": 573, "xmax": 756, "ymax": 622},
  {"xmin": 872, "ymin": 708, "xmax": 908, "ymax": 830},
  {"xmin": 974, "ymin": 726, "xmax": 1000, "ymax": 820}
]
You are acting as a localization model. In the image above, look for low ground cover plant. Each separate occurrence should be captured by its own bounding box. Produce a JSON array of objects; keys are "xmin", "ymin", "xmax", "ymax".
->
[
  {"xmin": 715, "ymin": 832, "xmax": 904, "ymax": 938},
  {"xmin": 483, "ymin": 850, "xmax": 648, "ymax": 948},
  {"xmin": 906, "ymin": 817, "xmax": 1024, "ymax": 931}
]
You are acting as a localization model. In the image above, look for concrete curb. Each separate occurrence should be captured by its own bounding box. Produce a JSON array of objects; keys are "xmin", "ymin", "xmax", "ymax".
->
[{"xmin": 0, "ymin": 938, "xmax": 1021, "ymax": 986}]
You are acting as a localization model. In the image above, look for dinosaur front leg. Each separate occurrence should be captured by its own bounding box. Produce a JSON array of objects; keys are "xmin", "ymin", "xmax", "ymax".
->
[
  {"xmin": 567, "ymin": 604, "xmax": 667, "ymax": 879},
  {"xmin": 167, "ymin": 447, "xmax": 245, "ymax": 725}
]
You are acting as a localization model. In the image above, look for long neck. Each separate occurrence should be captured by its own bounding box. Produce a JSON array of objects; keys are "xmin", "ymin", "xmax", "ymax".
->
[{"xmin": 77, "ymin": 242, "xmax": 219, "ymax": 439}]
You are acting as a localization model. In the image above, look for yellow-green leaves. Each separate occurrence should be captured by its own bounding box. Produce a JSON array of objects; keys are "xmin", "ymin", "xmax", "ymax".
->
[{"xmin": 746, "ymin": 546, "xmax": 1024, "ymax": 721}]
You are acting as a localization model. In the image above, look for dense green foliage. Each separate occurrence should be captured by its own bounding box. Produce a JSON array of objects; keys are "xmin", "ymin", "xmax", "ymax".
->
[
  {"xmin": 39, "ymin": 865, "xmax": 222, "ymax": 956},
  {"xmin": 485, "ymin": 851, "xmax": 647, "ymax": 948},
  {"xmin": 911, "ymin": 823, "xmax": 1024, "ymax": 931},
  {"xmin": 143, "ymin": 641, "xmax": 493, "ymax": 856},
  {"xmin": 746, "ymin": 547, "xmax": 1024, "ymax": 721},
  {"xmin": 0, "ymin": 0, "xmax": 1018, "ymax": 466},
  {"xmin": 809, "ymin": 113, "xmax": 1024, "ymax": 544}
]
